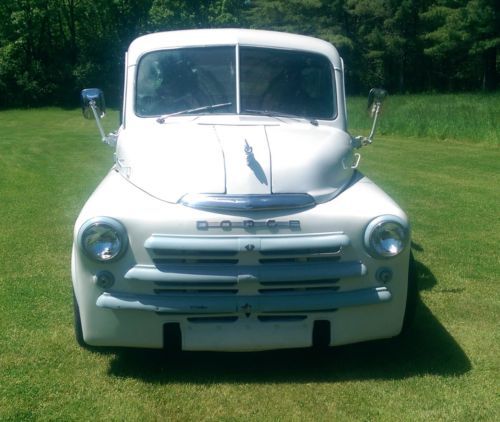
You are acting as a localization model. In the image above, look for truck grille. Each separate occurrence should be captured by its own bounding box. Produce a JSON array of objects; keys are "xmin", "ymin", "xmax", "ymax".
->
[
  {"xmin": 124, "ymin": 232, "xmax": 366, "ymax": 297},
  {"xmin": 94, "ymin": 232, "xmax": 395, "ymax": 317}
]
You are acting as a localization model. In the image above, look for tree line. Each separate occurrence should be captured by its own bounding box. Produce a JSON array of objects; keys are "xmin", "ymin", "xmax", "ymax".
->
[{"xmin": 0, "ymin": 0, "xmax": 497, "ymax": 108}]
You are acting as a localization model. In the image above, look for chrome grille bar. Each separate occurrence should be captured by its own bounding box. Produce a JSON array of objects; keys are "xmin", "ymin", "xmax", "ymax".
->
[
  {"xmin": 125, "ymin": 261, "xmax": 366, "ymax": 284},
  {"xmin": 144, "ymin": 232, "xmax": 349, "ymax": 255}
]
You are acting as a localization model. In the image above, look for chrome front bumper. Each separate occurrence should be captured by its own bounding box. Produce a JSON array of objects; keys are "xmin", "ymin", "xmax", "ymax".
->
[{"xmin": 96, "ymin": 286, "xmax": 391, "ymax": 315}]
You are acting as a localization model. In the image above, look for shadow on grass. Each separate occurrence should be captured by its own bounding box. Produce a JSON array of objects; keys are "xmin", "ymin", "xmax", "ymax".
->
[{"xmin": 101, "ymin": 258, "xmax": 470, "ymax": 383}]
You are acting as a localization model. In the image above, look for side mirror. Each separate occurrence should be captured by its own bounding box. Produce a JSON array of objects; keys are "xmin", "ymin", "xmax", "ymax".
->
[
  {"xmin": 352, "ymin": 88, "xmax": 387, "ymax": 148},
  {"xmin": 81, "ymin": 88, "xmax": 116, "ymax": 146},
  {"xmin": 81, "ymin": 88, "xmax": 106, "ymax": 120},
  {"xmin": 367, "ymin": 88, "xmax": 387, "ymax": 117}
]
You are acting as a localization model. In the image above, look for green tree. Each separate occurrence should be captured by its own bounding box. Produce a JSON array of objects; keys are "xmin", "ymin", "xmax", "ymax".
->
[
  {"xmin": 0, "ymin": 0, "xmax": 497, "ymax": 108},
  {"xmin": 344, "ymin": 0, "xmax": 426, "ymax": 93},
  {"xmin": 147, "ymin": 0, "xmax": 245, "ymax": 31},
  {"xmin": 245, "ymin": 0, "xmax": 323, "ymax": 34},
  {"xmin": 0, "ymin": 0, "xmax": 65, "ymax": 106},
  {"xmin": 0, "ymin": 0, "xmax": 154, "ymax": 107},
  {"xmin": 421, "ymin": 0, "xmax": 498, "ymax": 90}
]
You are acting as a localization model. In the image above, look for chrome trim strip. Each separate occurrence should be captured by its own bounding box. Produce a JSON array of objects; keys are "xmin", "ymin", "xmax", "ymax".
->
[
  {"xmin": 235, "ymin": 42, "xmax": 240, "ymax": 114},
  {"xmin": 125, "ymin": 261, "xmax": 366, "ymax": 284},
  {"xmin": 144, "ymin": 233, "xmax": 349, "ymax": 254},
  {"xmin": 180, "ymin": 193, "xmax": 315, "ymax": 211},
  {"xmin": 96, "ymin": 287, "xmax": 391, "ymax": 314},
  {"xmin": 145, "ymin": 235, "xmax": 239, "ymax": 253},
  {"xmin": 260, "ymin": 234, "xmax": 349, "ymax": 252}
]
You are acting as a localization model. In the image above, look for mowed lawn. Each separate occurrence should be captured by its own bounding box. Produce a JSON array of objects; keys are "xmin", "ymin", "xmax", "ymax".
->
[{"xmin": 0, "ymin": 100, "xmax": 498, "ymax": 420}]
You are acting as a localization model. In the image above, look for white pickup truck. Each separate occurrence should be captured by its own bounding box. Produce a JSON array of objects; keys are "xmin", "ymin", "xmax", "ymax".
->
[{"xmin": 73, "ymin": 28, "xmax": 416, "ymax": 351}]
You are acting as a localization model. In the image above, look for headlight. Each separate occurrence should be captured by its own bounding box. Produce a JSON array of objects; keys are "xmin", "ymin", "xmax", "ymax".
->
[
  {"xmin": 364, "ymin": 215, "xmax": 409, "ymax": 259},
  {"xmin": 78, "ymin": 217, "xmax": 128, "ymax": 262}
]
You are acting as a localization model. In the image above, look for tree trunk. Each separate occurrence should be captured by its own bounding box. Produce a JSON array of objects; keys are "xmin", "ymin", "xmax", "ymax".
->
[{"xmin": 482, "ymin": 47, "xmax": 497, "ymax": 91}]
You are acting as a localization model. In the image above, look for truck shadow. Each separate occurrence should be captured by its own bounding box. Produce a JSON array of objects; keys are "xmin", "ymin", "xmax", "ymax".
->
[{"xmin": 104, "ymin": 256, "xmax": 471, "ymax": 383}]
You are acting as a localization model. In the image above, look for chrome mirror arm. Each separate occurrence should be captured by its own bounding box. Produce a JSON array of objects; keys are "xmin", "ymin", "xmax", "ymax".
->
[
  {"xmin": 352, "ymin": 89, "xmax": 386, "ymax": 149},
  {"xmin": 81, "ymin": 88, "xmax": 117, "ymax": 147},
  {"xmin": 88, "ymin": 99, "xmax": 107, "ymax": 142},
  {"xmin": 367, "ymin": 101, "xmax": 382, "ymax": 141},
  {"xmin": 88, "ymin": 100, "xmax": 117, "ymax": 146}
]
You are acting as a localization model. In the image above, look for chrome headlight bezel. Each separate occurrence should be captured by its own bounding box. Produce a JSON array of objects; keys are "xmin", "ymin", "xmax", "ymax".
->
[
  {"xmin": 364, "ymin": 215, "xmax": 409, "ymax": 259},
  {"xmin": 78, "ymin": 217, "xmax": 128, "ymax": 262}
]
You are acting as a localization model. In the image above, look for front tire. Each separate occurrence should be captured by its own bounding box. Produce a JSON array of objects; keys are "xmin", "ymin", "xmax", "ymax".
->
[
  {"xmin": 73, "ymin": 290, "xmax": 88, "ymax": 348},
  {"xmin": 401, "ymin": 252, "xmax": 418, "ymax": 333}
]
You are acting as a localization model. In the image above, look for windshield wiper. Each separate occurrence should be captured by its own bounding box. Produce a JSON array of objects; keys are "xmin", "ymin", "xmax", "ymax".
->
[
  {"xmin": 242, "ymin": 109, "xmax": 318, "ymax": 126},
  {"xmin": 157, "ymin": 102, "xmax": 232, "ymax": 123}
]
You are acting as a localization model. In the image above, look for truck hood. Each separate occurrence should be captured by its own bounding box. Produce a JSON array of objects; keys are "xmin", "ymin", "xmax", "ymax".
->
[{"xmin": 116, "ymin": 121, "xmax": 354, "ymax": 204}]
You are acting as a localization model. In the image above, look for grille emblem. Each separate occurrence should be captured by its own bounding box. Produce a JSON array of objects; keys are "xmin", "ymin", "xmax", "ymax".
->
[
  {"xmin": 196, "ymin": 219, "xmax": 300, "ymax": 230},
  {"xmin": 240, "ymin": 303, "xmax": 252, "ymax": 317},
  {"xmin": 245, "ymin": 244, "xmax": 255, "ymax": 251}
]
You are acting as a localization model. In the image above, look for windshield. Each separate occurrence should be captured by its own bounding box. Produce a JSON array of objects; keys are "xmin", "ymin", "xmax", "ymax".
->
[
  {"xmin": 136, "ymin": 46, "xmax": 236, "ymax": 116},
  {"xmin": 240, "ymin": 47, "xmax": 335, "ymax": 119},
  {"xmin": 135, "ymin": 46, "xmax": 336, "ymax": 120}
]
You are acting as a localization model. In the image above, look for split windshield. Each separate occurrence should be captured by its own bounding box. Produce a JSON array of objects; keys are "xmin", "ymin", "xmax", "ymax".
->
[{"xmin": 135, "ymin": 46, "xmax": 335, "ymax": 120}]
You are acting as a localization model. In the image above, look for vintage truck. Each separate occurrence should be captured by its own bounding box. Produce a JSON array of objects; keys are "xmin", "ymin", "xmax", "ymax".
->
[{"xmin": 73, "ymin": 28, "xmax": 416, "ymax": 351}]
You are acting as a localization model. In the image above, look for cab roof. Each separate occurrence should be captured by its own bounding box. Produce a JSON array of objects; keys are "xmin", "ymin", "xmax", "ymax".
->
[{"xmin": 127, "ymin": 28, "xmax": 341, "ymax": 68}]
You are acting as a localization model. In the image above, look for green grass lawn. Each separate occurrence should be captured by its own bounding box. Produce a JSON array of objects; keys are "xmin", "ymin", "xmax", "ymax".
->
[
  {"xmin": 0, "ymin": 99, "xmax": 499, "ymax": 420},
  {"xmin": 348, "ymin": 92, "xmax": 500, "ymax": 145}
]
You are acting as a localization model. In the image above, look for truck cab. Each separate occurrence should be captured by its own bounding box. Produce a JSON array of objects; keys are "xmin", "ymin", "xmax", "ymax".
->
[{"xmin": 73, "ymin": 29, "xmax": 414, "ymax": 351}]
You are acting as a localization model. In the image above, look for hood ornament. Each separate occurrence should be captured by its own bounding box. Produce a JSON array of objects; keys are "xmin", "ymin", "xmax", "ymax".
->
[
  {"xmin": 244, "ymin": 139, "xmax": 254, "ymax": 165},
  {"xmin": 243, "ymin": 139, "xmax": 268, "ymax": 185}
]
